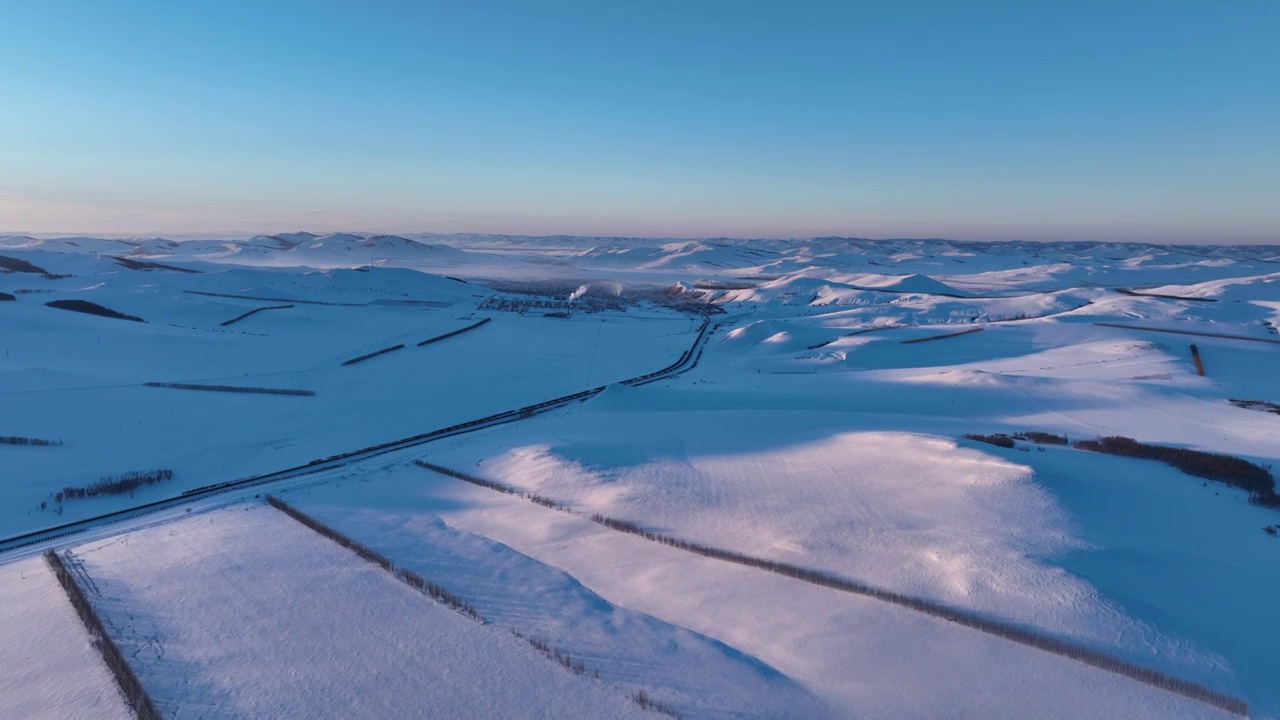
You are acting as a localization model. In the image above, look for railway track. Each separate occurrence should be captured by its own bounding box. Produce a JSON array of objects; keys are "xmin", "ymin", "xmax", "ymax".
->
[{"xmin": 0, "ymin": 315, "xmax": 716, "ymax": 557}]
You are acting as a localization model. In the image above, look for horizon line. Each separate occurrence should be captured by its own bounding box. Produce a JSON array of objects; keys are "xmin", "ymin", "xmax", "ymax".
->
[{"xmin": 2, "ymin": 229, "xmax": 1277, "ymax": 248}]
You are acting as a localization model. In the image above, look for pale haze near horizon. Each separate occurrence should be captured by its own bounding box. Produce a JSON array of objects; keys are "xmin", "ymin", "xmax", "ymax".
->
[{"xmin": 1, "ymin": 2, "xmax": 1277, "ymax": 244}]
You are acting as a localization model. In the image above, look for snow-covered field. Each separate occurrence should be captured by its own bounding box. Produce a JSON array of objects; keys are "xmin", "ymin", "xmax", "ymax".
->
[
  {"xmin": 0, "ymin": 558, "xmax": 130, "ymax": 720},
  {"xmin": 69, "ymin": 504, "xmax": 652, "ymax": 719},
  {"xmin": 310, "ymin": 461, "xmax": 1233, "ymax": 720},
  {"xmin": 1, "ymin": 232, "xmax": 1277, "ymax": 717}
]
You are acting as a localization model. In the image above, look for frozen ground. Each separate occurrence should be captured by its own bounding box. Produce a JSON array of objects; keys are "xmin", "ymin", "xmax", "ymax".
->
[{"xmin": 2, "ymin": 233, "xmax": 1278, "ymax": 717}]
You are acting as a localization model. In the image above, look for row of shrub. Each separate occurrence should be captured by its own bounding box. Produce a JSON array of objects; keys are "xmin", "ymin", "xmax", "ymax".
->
[
  {"xmin": 1073, "ymin": 436, "xmax": 1276, "ymax": 503},
  {"xmin": 630, "ymin": 689, "xmax": 682, "ymax": 719},
  {"xmin": 1115, "ymin": 288, "xmax": 1217, "ymax": 302},
  {"xmin": 219, "ymin": 304, "xmax": 293, "ymax": 327},
  {"xmin": 1229, "ymin": 398, "xmax": 1280, "ymax": 416},
  {"xmin": 416, "ymin": 317, "xmax": 491, "ymax": 347},
  {"xmin": 964, "ymin": 432, "xmax": 1069, "ymax": 449},
  {"xmin": 46, "ymin": 299, "xmax": 145, "ymax": 323},
  {"xmin": 805, "ymin": 325, "xmax": 908, "ymax": 350},
  {"xmin": 144, "ymin": 382, "xmax": 315, "ymax": 397},
  {"xmin": 511, "ymin": 629, "xmax": 591, "ymax": 677},
  {"xmin": 184, "ymin": 289, "xmax": 353, "ymax": 306},
  {"xmin": 397, "ymin": 566, "xmax": 481, "ymax": 621},
  {"xmin": 110, "ymin": 256, "xmax": 201, "ymax": 274},
  {"xmin": 43, "ymin": 551, "xmax": 163, "ymax": 720},
  {"xmin": 341, "ymin": 343, "xmax": 405, "ymax": 366},
  {"xmin": 420, "ymin": 459, "xmax": 1246, "ymax": 714},
  {"xmin": 1093, "ymin": 322, "xmax": 1280, "ymax": 346},
  {"xmin": 965, "ymin": 430, "xmax": 1277, "ymax": 509},
  {"xmin": 1, "ymin": 435, "xmax": 62, "ymax": 446},
  {"xmin": 963, "ymin": 433, "xmax": 1016, "ymax": 448},
  {"xmin": 0, "ymin": 291, "xmax": 13, "ymax": 301},
  {"xmin": 414, "ymin": 460, "xmax": 565, "ymax": 509},
  {"xmin": 899, "ymin": 327, "xmax": 984, "ymax": 344},
  {"xmin": 55, "ymin": 469, "xmax": 174, "ymax": 504},
  {"xmin": 265, "ymin": 495, "xmax": 481, "ymax": 621},
  {"xmin": 1015, "ymin": 431, "xmax": 1070, "ymax": 445}
]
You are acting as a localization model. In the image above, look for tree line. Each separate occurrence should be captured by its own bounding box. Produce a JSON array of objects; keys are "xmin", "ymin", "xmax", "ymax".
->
[
  {"xmin": 54, "ymin": 469, "xmax": 174, "ymax": 504},
  {"xmin": 265, "ymin": 495, "xmax": 481, "ymax": 621},
  {"xmin": 46, "ymin": 299, "xmax": 145, "ymax": 323},
  {"xmin": 1073, "ymin": 435, "xmax": 1276, "ymax": 505},
  {"xmin": 43, "ymin": 551, "xmax": 163, "ymax": 719},
  {"xmin": 1, "ymin": 435, "xmax": 62, "ymax": 446}
]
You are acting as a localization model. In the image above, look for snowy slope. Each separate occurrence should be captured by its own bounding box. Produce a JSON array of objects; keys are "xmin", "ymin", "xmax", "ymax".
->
[
  {"xmin": 415, "ymin": 401, "xmax": 1241, "ymax": 688},
  {"xmin": 352, "ymin": 460, "xmax": 1238, "ymax": 719}
]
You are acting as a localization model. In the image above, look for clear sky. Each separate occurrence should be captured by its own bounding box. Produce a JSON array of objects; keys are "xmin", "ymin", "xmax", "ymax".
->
[{"xmin": 2, "ymin": 1, "xmax": 1277, "ymax": 242}]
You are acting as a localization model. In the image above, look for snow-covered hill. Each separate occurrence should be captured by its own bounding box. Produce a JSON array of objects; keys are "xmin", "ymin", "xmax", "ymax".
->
[{"xmin": 1, "ymin": 234, "xmax": 1277, "ymax": 718}]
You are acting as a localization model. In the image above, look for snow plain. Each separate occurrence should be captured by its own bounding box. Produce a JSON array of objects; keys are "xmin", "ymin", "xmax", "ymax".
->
[{"xmin": 2, "ymin": 232, "xmax": 1278, "ymax": 717}]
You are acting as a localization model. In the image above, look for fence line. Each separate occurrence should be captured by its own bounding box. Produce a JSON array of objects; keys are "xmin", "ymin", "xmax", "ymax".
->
[{"xmin": 143, "ymin": 382, "xmax": 314, "ymax": 396}]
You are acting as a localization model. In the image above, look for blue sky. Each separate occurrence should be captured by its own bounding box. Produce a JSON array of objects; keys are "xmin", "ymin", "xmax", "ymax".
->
[{"xmin": 1, "ymin": 1, "xmax": 1277, "ymax": 241}]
